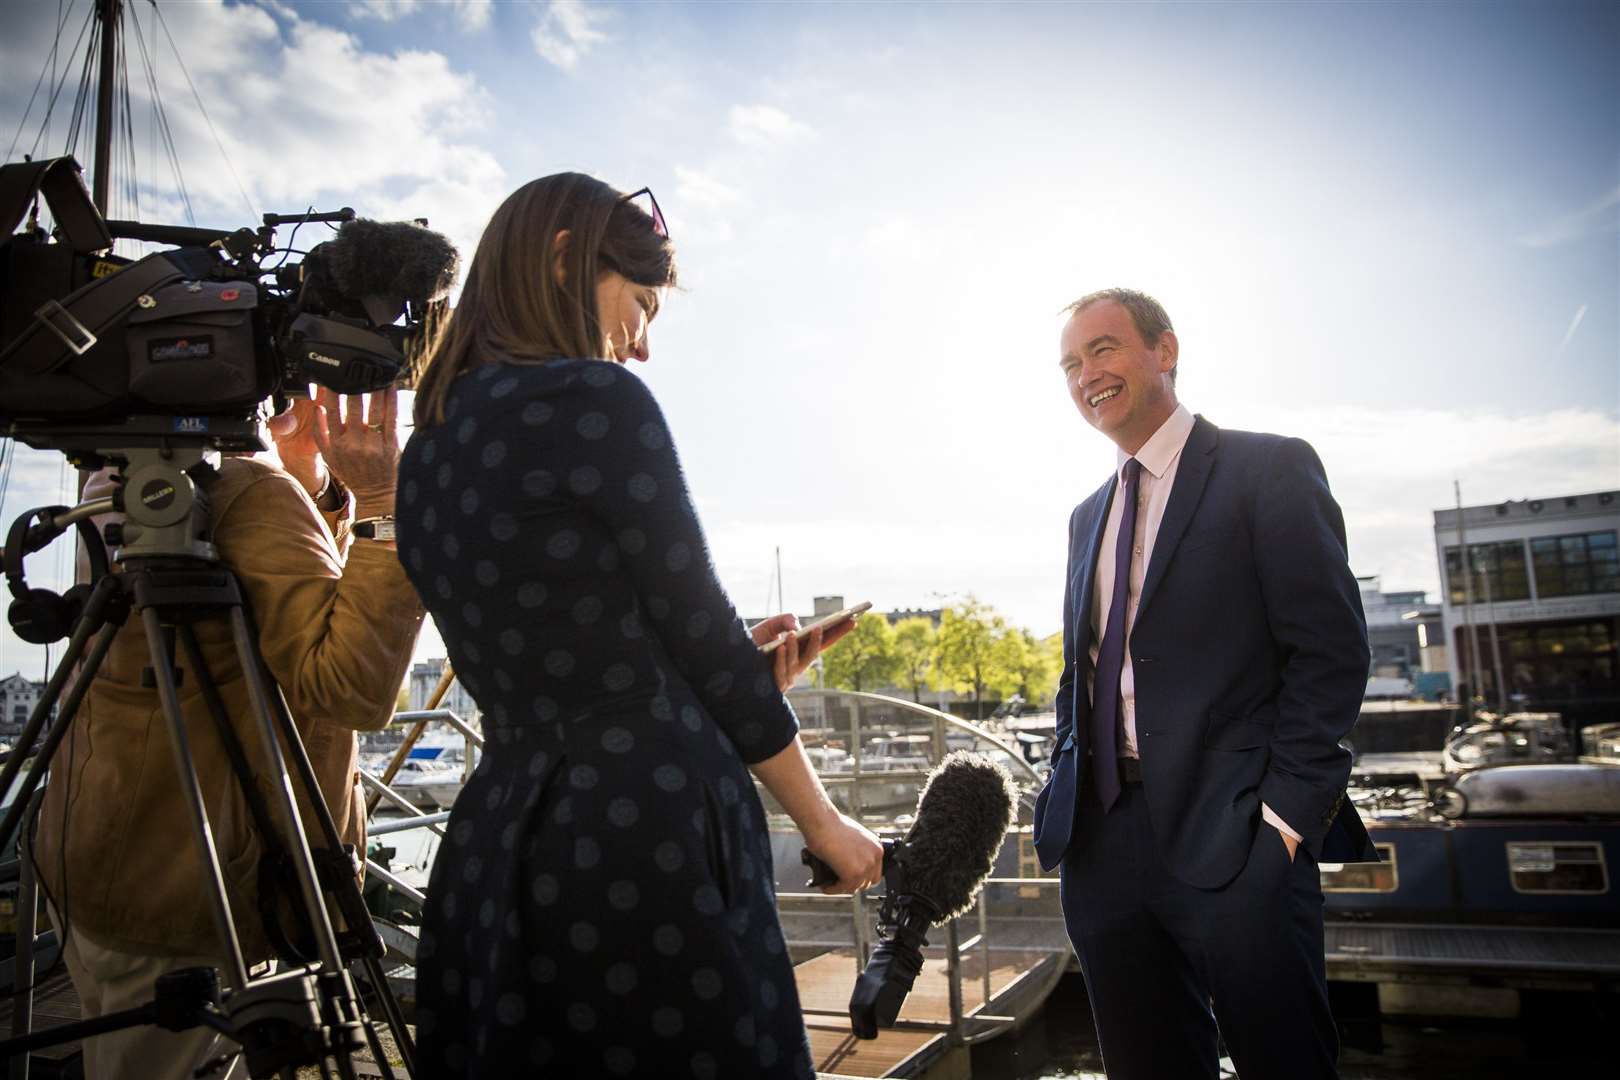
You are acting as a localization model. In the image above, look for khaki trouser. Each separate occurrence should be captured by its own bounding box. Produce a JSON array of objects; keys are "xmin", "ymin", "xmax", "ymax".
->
[{"xmin": 54, "ymin": 918, "xmax": 250, "ymax": 1080}]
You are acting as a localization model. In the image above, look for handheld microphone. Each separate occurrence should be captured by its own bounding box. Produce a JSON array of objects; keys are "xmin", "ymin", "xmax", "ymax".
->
[{"xmin": 802, "ymin": 751, "xmax": 1017, "ymax": 1038}]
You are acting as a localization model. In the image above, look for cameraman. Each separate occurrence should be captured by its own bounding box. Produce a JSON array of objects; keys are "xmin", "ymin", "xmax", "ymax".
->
[{"xmin": 32, "ymin": 388, "xmax": 424, "ymax": 1080}]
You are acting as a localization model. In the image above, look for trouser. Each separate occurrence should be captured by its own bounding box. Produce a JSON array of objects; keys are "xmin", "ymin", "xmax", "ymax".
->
[
  {"xmin": 1058, "ymin": 779, "xmax": 1339, "ymax": 1080},
  {"xmin": 51, "ymin": 912, "xmax": 251, "ymax": 1080}
]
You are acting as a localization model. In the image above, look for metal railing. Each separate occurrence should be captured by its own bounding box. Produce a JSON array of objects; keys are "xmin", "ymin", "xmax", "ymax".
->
[{"xmin": 770, "ymin": 689, "xmax": 1068, "ymax": 1049}]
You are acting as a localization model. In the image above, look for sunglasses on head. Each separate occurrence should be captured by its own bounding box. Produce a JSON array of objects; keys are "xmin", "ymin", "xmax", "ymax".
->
[{"xmin": 621, "ymin": 187, "xmax": 668, "ymax": 240}]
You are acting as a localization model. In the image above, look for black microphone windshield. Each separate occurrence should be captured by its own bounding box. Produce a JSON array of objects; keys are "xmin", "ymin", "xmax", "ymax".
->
[
  {"xmin": 893, "ymin": 750, "xmax": 1017, "ymax": 922},
  {"xmin": 326, "ymin": 218, "xmax": 459, "ymax": 308}
]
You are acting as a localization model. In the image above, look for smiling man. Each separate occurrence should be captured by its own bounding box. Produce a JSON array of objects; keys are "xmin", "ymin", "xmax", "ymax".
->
[{"xmin": 1033, "ymin": 288, "xmax": 1377, "ymax": 1079}]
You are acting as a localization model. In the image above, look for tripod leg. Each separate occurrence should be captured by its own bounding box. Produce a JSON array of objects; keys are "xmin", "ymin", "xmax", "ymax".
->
[
  {"xmin": 227, "ymin": 609, "xmax": 346, "ymax": 976},
  {"xmin": 0, "ymin": 574, "xmax": 125, "ymax": 856},
  {"xmin": 357, "ymin": 1010, "xmax": 398, "ymax": 1080},
  {"xmin": 9, "ymin": 791, "xmax": 43, "ymax": 1080},
  {"xmin": 256, "ymin": 668, "xmax": 418, "ymax": 1076},
  {"xmin": 357, "ymin": 954, "xmax": 414, "ymax": 1078},
  {"xmin": 138, "ymin": 606, "xmax": 251, "ymax": 989},
  {"xmin": 226, "ymin": 608, "xmax": 368, "ymax": 1073}
]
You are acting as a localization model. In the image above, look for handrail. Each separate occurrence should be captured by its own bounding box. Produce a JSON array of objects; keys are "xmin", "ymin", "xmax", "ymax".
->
[
  {"xmin": 789, "ymin": 688, "xmax": 1044, "ymax": 784},
  {"xmin": 368, "ymin": 810, "xmax": 451, "ymax": 837},
  {"xmin": 768, "ymin": 688, "xmax": 1063, "ymax": 1052},
  {"xmin": 392, "ymin": 709, "xmax": 484, "ymax": 750},
  {"xmin": 360, "ymin": 770, "xmax": 447, "ymax": 836}
]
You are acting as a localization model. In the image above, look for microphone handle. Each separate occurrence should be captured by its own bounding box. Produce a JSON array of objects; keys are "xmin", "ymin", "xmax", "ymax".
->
[{"xmin": 800, "ymin": 839, "xmax": 895, "ymax": 889}]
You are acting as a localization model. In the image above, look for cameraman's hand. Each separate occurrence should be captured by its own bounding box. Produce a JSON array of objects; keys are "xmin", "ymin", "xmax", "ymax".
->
[
  {"xmin": 311, "ymin": 388, "xmax": 400, "ymax": 519},
  {"xmin": 266, "ymin": 398, "xmax": 326, "ymax": 499},
  {"xmin": 804, "ymin": 811, "xmax": 885, "ymax": 895}
]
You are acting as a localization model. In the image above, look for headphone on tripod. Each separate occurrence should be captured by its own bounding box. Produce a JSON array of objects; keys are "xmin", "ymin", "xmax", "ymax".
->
[{"xmin": 5, "ymin": 507, "xmax": 111, "ymax": 645}]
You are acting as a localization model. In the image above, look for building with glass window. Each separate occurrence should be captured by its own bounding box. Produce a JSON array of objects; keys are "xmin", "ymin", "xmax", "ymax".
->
[
  {"xmin": 0, "ymin": 672, "xmax": 50, "ymax": 738},
  {"xmin": 1432, "ymin": 490, "xmax": 1619, "ymax": 722},
  {"xmin": 1357, "ymin": 575, "xmax": 1446, "ymax": 686}
]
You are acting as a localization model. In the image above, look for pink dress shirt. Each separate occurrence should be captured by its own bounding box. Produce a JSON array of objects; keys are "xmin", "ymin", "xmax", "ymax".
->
[{"xmin": 1086, "ymin": 405, "xmax": 1302, "ymax": 843}]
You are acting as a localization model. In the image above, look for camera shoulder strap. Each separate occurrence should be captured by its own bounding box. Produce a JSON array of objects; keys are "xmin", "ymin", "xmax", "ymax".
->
[{"xmin": 0, "ymin": 252, "xmax": 185, "ymax": 375}]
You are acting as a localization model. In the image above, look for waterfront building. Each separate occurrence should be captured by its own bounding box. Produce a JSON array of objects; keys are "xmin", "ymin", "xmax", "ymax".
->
[
  {"xmin": 0, "ymin": 672, "xmax": 50, "ymax": 738},
  {"xmin": 406, "ymin": 657, "xmax": 482, "ymax": 721},
  {"xmin": 1357, "ymin": 575, "xmax": 1447, "ymax": 689},
  {"xmin": 1432, "ymin": 489, "xmax": 1619, "ymax": 723}
]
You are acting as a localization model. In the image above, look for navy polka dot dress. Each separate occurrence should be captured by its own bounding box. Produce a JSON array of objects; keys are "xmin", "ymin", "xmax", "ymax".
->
[{"xmin": 397, "ymin": 359, "xmax": 815, "ymax": 1079}]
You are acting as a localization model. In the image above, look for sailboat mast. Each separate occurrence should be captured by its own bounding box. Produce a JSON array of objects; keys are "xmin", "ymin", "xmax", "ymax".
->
[{"xmin": 92, "ymin": 0, "xmax": 123, "ymax": 215}]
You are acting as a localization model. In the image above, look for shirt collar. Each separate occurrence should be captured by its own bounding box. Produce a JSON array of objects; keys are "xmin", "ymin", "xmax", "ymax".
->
[{"xmin": 1117, "ymin": 404, "xmax": 1195, "ymax": 481}]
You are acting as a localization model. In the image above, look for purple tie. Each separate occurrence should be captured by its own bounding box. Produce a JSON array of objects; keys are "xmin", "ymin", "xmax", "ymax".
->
[{"xmin": 1091, "ymin": 458, "xmax": 1141, "ymax": 812}]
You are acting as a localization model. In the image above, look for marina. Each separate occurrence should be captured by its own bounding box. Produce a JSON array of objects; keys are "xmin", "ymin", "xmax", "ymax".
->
[
  {"xmin": 0, "ymin": 3, "xmax": 1615, "ymax": 1076},
  {"xmin": 4, "ymin": 673, "xmax": 1620, "ymax": 1077}
]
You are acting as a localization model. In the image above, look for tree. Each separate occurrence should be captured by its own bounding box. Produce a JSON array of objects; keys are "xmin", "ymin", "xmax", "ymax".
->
[
  {"xmin": 995, "ymin": 628, "xmax": 1062, "ymax": 708},
  {"xmin": 891, "ymin": 617, "xmax": 937, "ymax": 703},
  {"xmin": 821, "ymin": 610, "xmax": 900, "ymax": 692},
  {"xmin": 935, "ymin": 596, "xmax": 1013, "ymax": 719}
]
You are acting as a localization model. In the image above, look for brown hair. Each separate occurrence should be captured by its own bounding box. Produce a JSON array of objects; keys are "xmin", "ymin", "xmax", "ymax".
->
[
  {"xmin": 412, "ymin": 172, "xmax": 678, "ymax": 426},
  {"xmin": 1063, "ymin": 287, "xmax": 1177, "ymax": 385}
]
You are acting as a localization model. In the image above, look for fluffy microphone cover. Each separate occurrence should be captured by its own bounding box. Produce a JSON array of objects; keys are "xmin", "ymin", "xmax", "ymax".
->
[
  {"xmin": 902, "ymin": 751, "xmax": 1018, "ymax": 922},
  {"xmin": 327, "ymin": 218, "xmax": 460, "ymax": 305}
]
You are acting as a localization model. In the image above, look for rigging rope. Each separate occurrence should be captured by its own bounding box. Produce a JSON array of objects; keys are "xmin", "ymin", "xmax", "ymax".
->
[
  {"xmin": 150, "ymin": 0, "xmax": 258, "ymax": 224},
  {"xmin": 126, "ymin": 0, "xmax": 193, "ymax": 225},
  {"xmin": 5, "ymin": 0, "xmax": 81, "ymax": 164}
]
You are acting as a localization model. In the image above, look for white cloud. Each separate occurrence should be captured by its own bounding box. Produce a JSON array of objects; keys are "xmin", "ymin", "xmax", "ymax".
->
[
  {"xmin": 1517, "ymin": 184, "xmax": 1620, "ymax": 248},
  {"xmin": 531, "ymin": 0, "xmax": 610, "ymax": 72},
  {"xmin": 451, "ymin": 0, "xmax": 494, "ymax": 32},
  {"xmin": 346, "ymin": 0, "xmax": 490, "ymax": 31},
  {"xmin": 728, "ymin": 104, "xmax": 814, "ymax": 147},
  {"xmin": 674, "ymin": 165, "xmax": 741, "ymax": 209},
  {"xmin": 348, "ymin": 0, "xmax": 422, "ymax": 22}
]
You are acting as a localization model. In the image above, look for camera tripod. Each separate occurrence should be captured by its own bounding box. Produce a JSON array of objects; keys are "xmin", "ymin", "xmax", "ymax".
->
[{"xmin": 0, "ymin": 446, "xmax": 415, "ymax": 1079}]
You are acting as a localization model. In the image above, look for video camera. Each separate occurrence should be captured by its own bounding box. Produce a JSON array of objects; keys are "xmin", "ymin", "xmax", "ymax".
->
[{"xmin": 0, "ymin": 155, "xmax": 457, "ymax": 460}]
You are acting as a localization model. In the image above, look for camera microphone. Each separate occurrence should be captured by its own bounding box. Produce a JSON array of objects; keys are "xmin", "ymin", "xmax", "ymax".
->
[
  {"xmin": 802, "ymin": 751, "xmax": 1017, "ymax": 1038},
  {"xmin": 323, "ymin": 218, "xmax": 459, "ymax": 324},
  {"xmin": 280, "ymin": 219, "xmax": 460, "ymax": 393}
]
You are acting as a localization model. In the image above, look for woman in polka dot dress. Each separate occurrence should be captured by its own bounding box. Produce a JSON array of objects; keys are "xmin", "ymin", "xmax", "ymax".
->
[{"xmin": 397, "ymin": 173, "xmax": 886, "ymax": 1078}]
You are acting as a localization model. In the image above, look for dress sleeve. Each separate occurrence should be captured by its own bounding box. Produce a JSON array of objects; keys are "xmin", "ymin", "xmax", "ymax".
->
[{"xmin": 556, "ymin": 366, "xmax": 799, "ymax": 764}]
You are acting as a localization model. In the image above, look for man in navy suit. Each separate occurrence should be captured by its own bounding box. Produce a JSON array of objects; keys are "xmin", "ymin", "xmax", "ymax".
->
[{"xmin": 1032, "ymin": 289, "xmax": 1377, "ymax": 1079}]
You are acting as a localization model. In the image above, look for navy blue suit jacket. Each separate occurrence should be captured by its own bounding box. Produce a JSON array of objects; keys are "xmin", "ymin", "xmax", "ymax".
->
[{"xmin": 1032, "ymin": 416, "xmax": 1379, "ymax": 886}]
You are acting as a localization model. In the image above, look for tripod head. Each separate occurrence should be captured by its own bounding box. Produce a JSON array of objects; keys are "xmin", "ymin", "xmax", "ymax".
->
[{"xmin": 4, "ymin": 441, "xmax": 225, "ymax": 645}]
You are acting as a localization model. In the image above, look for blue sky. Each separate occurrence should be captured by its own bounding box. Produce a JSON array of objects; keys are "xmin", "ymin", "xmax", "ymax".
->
[{"xmin": 2, "ymin": 0, "xmax": 1616, "ymax": 678}]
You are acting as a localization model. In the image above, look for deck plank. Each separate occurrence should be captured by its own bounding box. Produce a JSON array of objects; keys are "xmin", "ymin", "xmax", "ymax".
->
[{"xmin": 795, "ymin": 947, "xmax": 1054, "ymax": 1077}]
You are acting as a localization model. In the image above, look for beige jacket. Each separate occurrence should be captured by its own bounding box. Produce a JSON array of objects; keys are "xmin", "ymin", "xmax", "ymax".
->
[{"xmin": 34, "ymin": 456, "xmax": 424, "ymax": 960}]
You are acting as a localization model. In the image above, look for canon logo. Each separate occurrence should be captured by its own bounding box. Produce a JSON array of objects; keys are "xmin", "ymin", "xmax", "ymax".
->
[{"xmin": 307, "ymin": 350, "xmax": 341, "ymax": 367}]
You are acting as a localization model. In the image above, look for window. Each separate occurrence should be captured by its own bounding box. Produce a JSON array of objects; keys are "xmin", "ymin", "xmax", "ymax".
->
[
  {"xmin": 1320, "ymin": 843, "xmax": 1398, "ymax": 892},
  {"xmin": 1445, "ymin": 541, "xmax": 1530, "ymax": 604},
  {"xmin": 1532, "ymin": 531, "xmax": 1620, "ymax": 598},
  {"xmin": 1507, "ymin": 842, "xmax": 1608, "ymax": 895}
]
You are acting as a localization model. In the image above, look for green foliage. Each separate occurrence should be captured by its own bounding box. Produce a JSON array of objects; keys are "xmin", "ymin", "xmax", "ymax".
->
[
  {"xmin": 994, "ymin": 628, "xmax": 1063, "ymax": 706},
  {"xmin": 821, "ymin": 610, "xmax": 900, "ymax": 692},
  {"xmin": 935, "ymin": 595, "xmax": 1012, "ymax": 719},
  {"xmin": 891, "ymin": 616, "xmax": 937, "ymax": 703}
]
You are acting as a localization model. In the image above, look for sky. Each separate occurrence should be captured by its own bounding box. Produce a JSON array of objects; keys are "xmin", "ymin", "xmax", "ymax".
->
[{"xmin": 1, "ymin": 0, "xmax": 1617, "ymax": 680}]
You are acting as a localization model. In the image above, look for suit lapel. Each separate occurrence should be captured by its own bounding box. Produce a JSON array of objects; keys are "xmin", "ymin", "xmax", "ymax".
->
[{"xmin": 1136, "ymin": 416, "xmax": 1219, "ymax": 621}]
